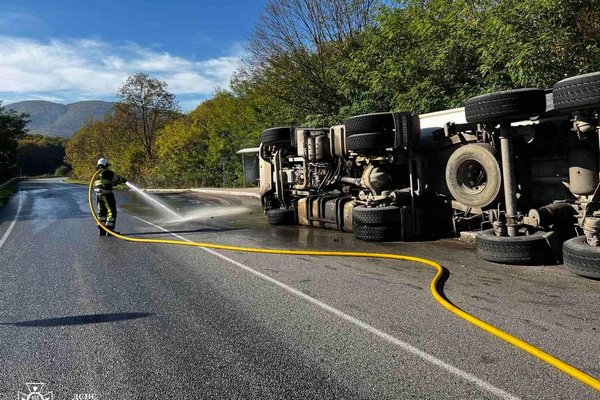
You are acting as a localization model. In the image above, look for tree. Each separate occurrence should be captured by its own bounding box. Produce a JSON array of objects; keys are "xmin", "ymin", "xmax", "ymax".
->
[
  {"xmin": 65, "ymin": 113, "xmax": 147, "ymax": 181},
  {"xmin": 18, "ymin": 134, "xmax": 68, "ymax": 176},
  {"xmin": 152, "ymin": 115, "xmax": 205, "ymax": 187},
  {"xmin": 153, "ymin": 90, "xmax": 262, "ymax": 187},
  {"xmin": 60, "ymin": 0, "xmax": 600, "ymax": 188},
  {"xmin": 65, "ymin": 118, "xmax": 107, "ymax": 179},
  {"xmin": 475, "ymin": 0, "xmax": 600, "ymax": 88},
  {"xmin": 0, "ymin": 102, "xmax": 29, "ymax": 180},
  {"xmin": 343, "ymin": 0, "xmax": 485, "ymax": 113},
  {"xmin": 239, "ymin": 0, "xmax": 381, "ymax": 125},
  {"xmin": 115, "ymin": 73, "xmax": 180, "ymax": 163},
  {"xmin": 342, "ymin": 0, "xmax": 600, "ymax": 114}
]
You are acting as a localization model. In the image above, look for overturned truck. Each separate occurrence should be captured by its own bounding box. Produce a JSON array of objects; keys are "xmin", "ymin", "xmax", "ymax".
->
[{"xmin": 258, "ymin": 72, "xmax": 600, "ymax": 278}]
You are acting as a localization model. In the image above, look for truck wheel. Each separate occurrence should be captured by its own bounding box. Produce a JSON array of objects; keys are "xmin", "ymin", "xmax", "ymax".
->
[
  {"xmin": 346, "ymin": 132, "xmax": 393, "ymax": 152},
  {"xmin": 352, "ymin": 205, "xmax": 400, "ymax": 225},
  {"xmin": 465, "ymin": 88, "xmax": 546, "ymax": 123},
  {"xmin": 267, "ymin": 208, "xmax": 296, "ymax": 225},
  {"xmin": 344, "ymin": 113, "xmax": 395, "ymax": 136},
  {"xmin": 476, "ymin": 229, "xmax": 555, "ymax": 265},
  {"xmin": 445, "ymin": 144, "xmax": 502, "ymax": 208},
  {"xmin": 563, "ymin": 236, "xmax": 600, "ymax": 279},
  {"xmin": 261, "ymin": 127, "xmax": 294, "ymax": 145},
  {"xmin": 353, "ymin": 223, "xmax": 398, "ymax": 242},
  {"xmin": 553, "ymin": 72, "xmax": 600, "ymax": 111}
]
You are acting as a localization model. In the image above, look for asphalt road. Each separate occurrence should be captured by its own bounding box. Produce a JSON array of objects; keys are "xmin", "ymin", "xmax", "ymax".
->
[{"xmin": 0, "ymin": 178, "xmax": 598, "ymax": 400}]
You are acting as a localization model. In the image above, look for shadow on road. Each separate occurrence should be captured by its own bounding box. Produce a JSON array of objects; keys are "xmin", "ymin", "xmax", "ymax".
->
[
  {"xmin": 1, "ymin": 312, "xmax": 153, "ymax": 327},
  {"xmin": 435, "ymin": 267, "xmax": 453, "ymax": 305}
]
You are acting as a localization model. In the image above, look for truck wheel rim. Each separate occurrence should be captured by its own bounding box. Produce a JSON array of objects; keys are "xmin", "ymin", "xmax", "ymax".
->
[{"xmin": 457, "ymin": 160, "xmax": 487, "ymax": 195}]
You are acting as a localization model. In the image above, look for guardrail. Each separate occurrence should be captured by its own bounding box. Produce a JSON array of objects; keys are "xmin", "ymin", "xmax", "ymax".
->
[{"xmin": 0, "ymin": 177, "xmax": 21, "ymax": 191}]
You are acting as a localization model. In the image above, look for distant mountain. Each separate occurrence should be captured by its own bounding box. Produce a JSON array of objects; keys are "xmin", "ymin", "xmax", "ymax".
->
[{"xmin": 6, "ymin": 100, "xmax": 114, "ymax": 137}]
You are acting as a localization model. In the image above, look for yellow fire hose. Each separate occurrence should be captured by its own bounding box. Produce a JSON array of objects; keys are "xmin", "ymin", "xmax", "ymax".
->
[{"xmin": 88, "ymin": 171, "xmax": 600, "ymax": 392}]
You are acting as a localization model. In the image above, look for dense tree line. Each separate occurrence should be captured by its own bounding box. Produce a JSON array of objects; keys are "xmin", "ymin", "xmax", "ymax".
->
[
  {"xmin": 0, "ymin": 102, "xmax": 29, "ymax": 181},
  {"xmin": 0, "ymin": 101, "xmax": 72, "ymax": 180},
  {"xmin": 65, "ymin": 0, "xmax": 600, "ymax": 187},
  {"xmin": 18, "ymin": 134, "xmax": 69, "ymax": 176}
]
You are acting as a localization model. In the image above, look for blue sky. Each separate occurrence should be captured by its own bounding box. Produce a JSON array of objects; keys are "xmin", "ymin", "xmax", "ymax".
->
[{"xmin": 0, "ymin": 0, "xmax": 267, "ymax": 110}]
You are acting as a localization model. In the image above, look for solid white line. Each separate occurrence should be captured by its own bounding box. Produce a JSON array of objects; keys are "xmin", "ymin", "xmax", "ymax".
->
[
  {"xmin": 0, "ymin": 187, "xmax": 22, "ymax": 249},
  {"xmin": 130, "ymin": 214, "xmax": 520, "ymax": 400}
]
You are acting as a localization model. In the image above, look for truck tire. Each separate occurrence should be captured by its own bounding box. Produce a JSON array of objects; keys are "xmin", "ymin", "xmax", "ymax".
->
[
  {"xmin": 562, "ymin": 236, "xmax": 600, "ymax": 279},
  {"xmin": 267, "ymin": 208, "xmax": 296, "ymax": 225},
  {"xmin": 261, "ymin": 127, "xmax": 293, "ymax": 145},
  {"xmin": 445, "ymin": 144, "xmax": 502, "ymax": 208},
  {"xmin": 552, "ymin": 72, "xmax": 600, "ymax": 111},
  {"xmin": 352, "ymin": 205, "xmax": 401, "ymax": 225},
  {"xmin": 465, "ymin": 88, "xmax": 546, "ymax": 123},
  {"xmin": 344, "ymin": 113, "xmax": 395, "ymax": 136},
  {"xmin": 346, "ymin": 132, "xmax": 393, "ymax": 152},
  {"xmin": 353, "ymin": 223, "xmax": 397, "ymax": 242},
  {"xmin": 476, "ymin": 229, "xmax": 555, "ymax": 265}
]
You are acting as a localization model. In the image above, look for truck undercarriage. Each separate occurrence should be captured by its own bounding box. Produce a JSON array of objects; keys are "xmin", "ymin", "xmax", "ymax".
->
[{"xmin": 258, "ymin": 72, "xmax": 600, "ymax": 279}]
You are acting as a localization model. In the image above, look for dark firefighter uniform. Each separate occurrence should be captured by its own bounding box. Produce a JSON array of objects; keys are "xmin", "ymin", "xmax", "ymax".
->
[{"xmin": 94, "ymin": 159, "xmax": 126, "ymax": 236}]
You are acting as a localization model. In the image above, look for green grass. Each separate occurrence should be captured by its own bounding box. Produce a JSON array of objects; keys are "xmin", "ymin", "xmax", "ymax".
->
[{"xmin": 0, "ymin": 182, "xmax": 17, "ymax": 209}]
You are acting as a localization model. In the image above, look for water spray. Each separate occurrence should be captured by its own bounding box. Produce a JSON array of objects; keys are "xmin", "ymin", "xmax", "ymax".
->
[{"xmin": 126, "ymin": 182, "xmax": 185, "ymax": 221}]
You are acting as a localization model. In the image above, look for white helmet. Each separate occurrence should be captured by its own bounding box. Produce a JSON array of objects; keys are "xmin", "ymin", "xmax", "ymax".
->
[{"xmin": 96, "ymin": 158, "xmax": 109, "ymax": 168}]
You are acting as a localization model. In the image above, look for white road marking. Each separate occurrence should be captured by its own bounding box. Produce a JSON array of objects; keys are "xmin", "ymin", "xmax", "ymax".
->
[
  {"xmin": 0, "ymin": 187, "xmax": 22, "ymax": 249},
  {"xmin": 130, "ymin": 214, "xmax": 520, "ymax": 400}
]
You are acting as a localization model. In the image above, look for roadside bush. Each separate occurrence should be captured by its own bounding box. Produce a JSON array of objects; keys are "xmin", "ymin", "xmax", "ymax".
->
[{"xmin": 54, "ymin": 165, "xmax": 72, "ymax": 177}]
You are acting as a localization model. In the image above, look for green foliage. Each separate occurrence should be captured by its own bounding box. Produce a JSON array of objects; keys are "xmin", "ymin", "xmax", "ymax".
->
[
  {"xmin": 0, "ymin": 102, "xmax": 29, "ymax": 181},
  {"xmin": 65, "ymin": 112, "xmax": 146, "ymax": 181},
  {"xmin": 63, "ymin": 0, "xmax": 600, "ymax": 188},
  {"xmin": 476, "ymin": 0, "xmax": 600, "ymax": 88},
  {"xmin": 65, "ymin": 119, "xmax": 108, "ymax": 180},
  {"xmin": 152, "ymin": 90, "xmax": 263, "ymax": 187},
  {"xmin": 54, "ymin": 165, "xmax": 72, "ymax": 177},
  {"xmin": 342, "ymin": 0, "xmax": 600, "ymax": 113},
  {"xmin": 18, "ymin": 134, "xmax": 69, "ymax": 176},
  {"xmin": 65, "ymin": 73, "xmax": 179, "ymax": 183},
  {"xmin": 151, "ymin": 116, "xmax": 204, "ymax": 187}
]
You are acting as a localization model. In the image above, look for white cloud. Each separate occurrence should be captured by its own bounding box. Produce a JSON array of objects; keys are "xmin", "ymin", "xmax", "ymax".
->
[{"xmin": 0, "ymin": 36, "xmax": 243, "ymax": 110}]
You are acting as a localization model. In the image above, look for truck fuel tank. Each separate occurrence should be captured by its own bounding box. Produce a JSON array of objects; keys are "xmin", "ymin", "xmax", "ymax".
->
[{"xmin": 297, "ymin": 196, "xmax": 354, "ymax": 231}]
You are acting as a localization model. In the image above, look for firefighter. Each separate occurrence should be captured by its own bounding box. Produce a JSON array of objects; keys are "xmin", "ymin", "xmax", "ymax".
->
[{"xmin": 94, "ymin": 158, "xmax": 127, "ymax": 236}]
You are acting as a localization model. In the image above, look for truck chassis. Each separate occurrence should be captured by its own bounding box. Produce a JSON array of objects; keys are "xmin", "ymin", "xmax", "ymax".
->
[{"xmin": 258, "ymin": 72, "xmax": 600, "ymax": 279}]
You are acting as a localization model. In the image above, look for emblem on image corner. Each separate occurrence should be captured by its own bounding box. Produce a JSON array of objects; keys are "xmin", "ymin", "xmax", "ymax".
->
[{"xmin": 18, "ymin": 383, "xmax": 53, "ymax": 400}]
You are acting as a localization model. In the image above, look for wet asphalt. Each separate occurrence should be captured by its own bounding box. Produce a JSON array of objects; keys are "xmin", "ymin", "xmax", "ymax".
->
[{"xmin": 0, "ymin": 178, "xmax": 598, "ymax": 399}]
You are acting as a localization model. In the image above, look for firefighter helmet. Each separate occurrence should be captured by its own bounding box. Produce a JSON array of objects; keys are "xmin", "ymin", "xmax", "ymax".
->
[{"xmin": 96, "ymin": 158, "xmax": 110, "ymax": 169}]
